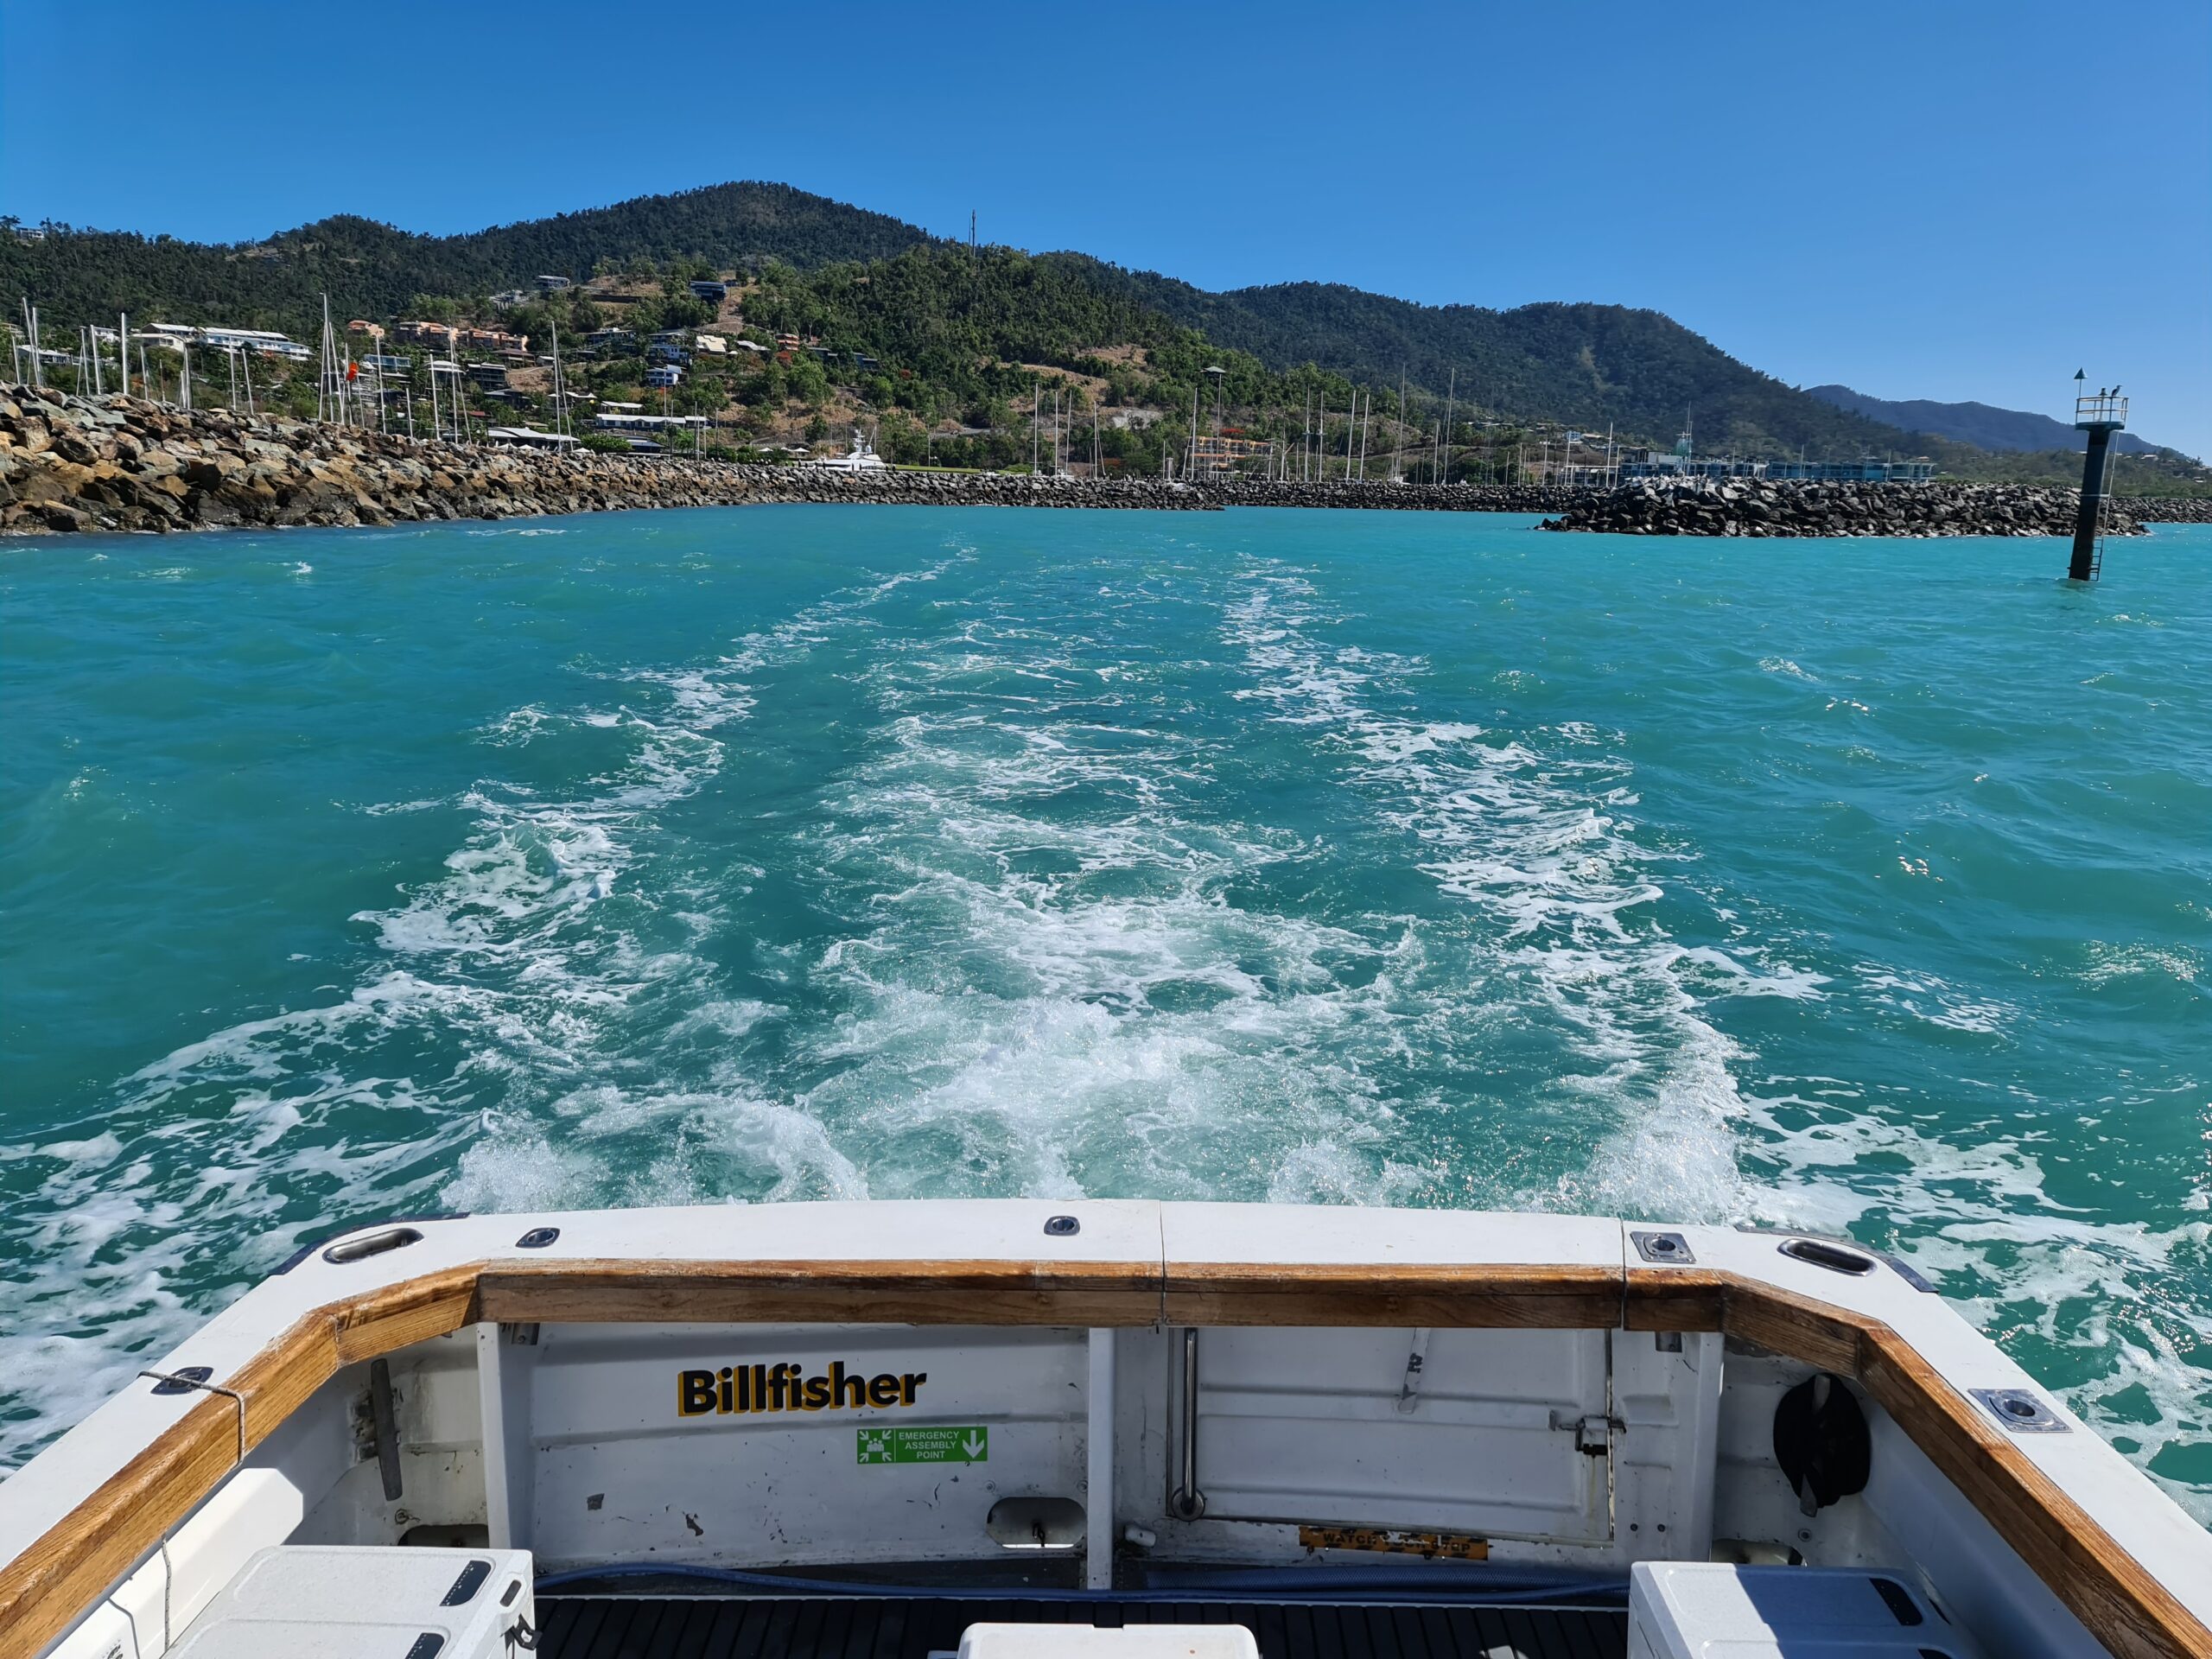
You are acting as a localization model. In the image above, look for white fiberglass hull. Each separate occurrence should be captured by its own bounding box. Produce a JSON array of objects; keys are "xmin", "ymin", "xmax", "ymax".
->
[{"xmin": 1, "ymin": 1201, "xmax": 2206, "ymax": 1659}]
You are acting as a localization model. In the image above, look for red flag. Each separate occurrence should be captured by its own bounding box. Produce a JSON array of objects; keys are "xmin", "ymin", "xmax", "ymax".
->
[{"xmin": 345, "ymin": 360, "xmax": 358, "ymax": 382}]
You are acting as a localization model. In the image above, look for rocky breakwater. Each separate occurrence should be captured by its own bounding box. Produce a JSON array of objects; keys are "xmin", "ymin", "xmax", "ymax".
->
[
  {"xmin": 1533, "ymin": 477, "xmax": 2199, "ymax": 538},
  {"xmin": 14, "ymin": 391, "xmax": 2205, "ymax": 537},
  {"xmin": 1205, "ymin": 479, "xmax": 1578, "ymax": 512},
  {"xmin": 0, "ymin": 386, "xmax": 1211, "ymax": 534},
  {"xmin": 741, "ymin": 465, "xmax": 1205, "ymax": 512},
  {"xmin": 2125, "ymin": 495, "xmax": 2212, "ymax": 524}
]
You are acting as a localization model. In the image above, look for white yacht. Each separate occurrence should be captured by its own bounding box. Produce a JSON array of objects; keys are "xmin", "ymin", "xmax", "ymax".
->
[
  {"xmin": 2, "ymin": 1201, "xmax": 2207, "ymax": 1659},
  {"xmin": 806, "ymin": 429, "xmax": 890, "ymax": 473}
]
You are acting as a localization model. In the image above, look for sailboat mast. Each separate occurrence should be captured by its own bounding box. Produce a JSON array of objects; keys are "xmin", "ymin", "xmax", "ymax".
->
[
  {"xmin": 1441, "ymin": 370, "xmax": 1456, "ymax": 487},
  {"xmin": 1395, "ymin": 369, "xmax": 1406, "ymax": 482}
]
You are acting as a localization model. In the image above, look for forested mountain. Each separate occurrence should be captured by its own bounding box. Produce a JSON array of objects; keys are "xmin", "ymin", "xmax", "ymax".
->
[
  {"xmin": 1, "ymin": 180, "xmax": 2153, "ymax": 468},
  {"xmin": 0, "ymin": 183, "xmax": 932, "ymax": 334},
  {"xmin": 1805, "ymin": 385, "xmax": 2164, "ymax": 456},
  {"xmin": 1072, "ymin": 265, "xmax": 1912, "ymax": 461}
]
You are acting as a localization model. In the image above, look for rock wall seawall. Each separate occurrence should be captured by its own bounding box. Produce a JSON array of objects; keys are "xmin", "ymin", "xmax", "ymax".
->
[
  {"xmin": 1535, "ymin": 477, "xmax": 2212, "ymax": 537},
  {"xmin": 5, "ymin": 387, "xmax": 2207, "ymax": 537},
  {"xmin": 1205, "ymin": 479, "xmax": 1576, "ymax": 512},
  {"xmin": 0, "ymin": 388, "xmax": 1214, "ymax": 532}
]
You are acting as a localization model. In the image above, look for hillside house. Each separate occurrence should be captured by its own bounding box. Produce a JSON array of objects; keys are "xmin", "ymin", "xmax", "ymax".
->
[
  {"xmin": 461, "ymin": 327, "xmax": 530, "ymax": 358},
  {"xmin": 393, "ymin": 321, "xmax": 461, "ymax": 350}
]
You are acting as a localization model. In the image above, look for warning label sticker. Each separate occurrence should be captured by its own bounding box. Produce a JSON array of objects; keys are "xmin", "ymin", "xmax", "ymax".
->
[{"xmin": 857, "ymin": 1425, "xmax": 989, "ymax": 1465}]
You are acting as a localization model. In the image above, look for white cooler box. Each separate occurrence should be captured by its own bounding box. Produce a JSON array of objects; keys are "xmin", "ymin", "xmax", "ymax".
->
[
  {"xmin": 958, "ymin": 1627, "xmax": 1260, "ymax": 1659},
  {"xmin": 169, "ymin": 1545, "xmax": 534, "ymax": 1659},
  {"xmin": 1630, "ymin": 1563, "xmax": 1982, "ymax": 1659}
]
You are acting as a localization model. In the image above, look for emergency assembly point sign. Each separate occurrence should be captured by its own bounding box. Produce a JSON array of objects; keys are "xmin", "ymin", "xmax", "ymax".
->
[{"xmin": 857, "ymin": 1426, "xmax": 989, "ymax": 1465}]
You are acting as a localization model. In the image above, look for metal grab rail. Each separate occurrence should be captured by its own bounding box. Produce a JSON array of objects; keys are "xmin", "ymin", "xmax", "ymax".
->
[
  {"xmin": 1169, "ymin": 1327, "xmax": 1205, "ymax": 1521},
  {"xmin": 2074, "ymin": 393, "xmax": 2128, "ymax": 428}
]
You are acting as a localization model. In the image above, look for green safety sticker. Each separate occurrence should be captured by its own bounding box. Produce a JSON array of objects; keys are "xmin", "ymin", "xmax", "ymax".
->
[{"xmin": 857, "ymin": 1425, "xmax": 988, "ymax": 1465}]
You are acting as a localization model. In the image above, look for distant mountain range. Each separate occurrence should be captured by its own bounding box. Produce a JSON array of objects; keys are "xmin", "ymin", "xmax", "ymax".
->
[
  {"xmin": 1805, "ymin": 385, "xmax": 2164, "ymax": 456},
  {"xmin": 0, "ymin": 181, "xmax": 2188, "ymax": 469},
  {"xmin": 1070, "ymin": 265, "xmax": 1904, "ymax": 461}
]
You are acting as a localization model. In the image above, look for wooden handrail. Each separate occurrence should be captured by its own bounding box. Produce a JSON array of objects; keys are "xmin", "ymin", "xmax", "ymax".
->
[{"xmin": 1162, "ymin": 1260, "xmax": 1624, "ymax": 1327}]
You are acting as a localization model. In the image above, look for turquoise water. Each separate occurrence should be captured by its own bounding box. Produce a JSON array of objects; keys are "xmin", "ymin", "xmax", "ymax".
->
[{"xmin": 3, "ymin": 508, "xmax": 2208, "ymax": 1516}]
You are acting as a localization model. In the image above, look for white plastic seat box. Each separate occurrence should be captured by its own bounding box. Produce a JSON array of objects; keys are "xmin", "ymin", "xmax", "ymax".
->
[
  {"xmin": 959, "ymin": 1625, "xmax": 1262, "ymax": 1659},
  {"xmin": 1629, "ymin": 1562, "xmax": 1982, "ymax": 1658},
  {"xmin": 168, "ymin": 1545, "xmax": 534, "ymax": 1659}
]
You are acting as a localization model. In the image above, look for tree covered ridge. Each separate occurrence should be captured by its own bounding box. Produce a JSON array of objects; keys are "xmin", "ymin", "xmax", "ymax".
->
[
  {"xmin": 1065, "ymin": 265, "xmax": 1905, "ymax": 460},
  {"xmin": 0, "ymin": 182, "xmax": 934, "ymax": 333},
  {"xmin": 7, "ymin": 180, "xmax": 2187, "ymax": 474}
]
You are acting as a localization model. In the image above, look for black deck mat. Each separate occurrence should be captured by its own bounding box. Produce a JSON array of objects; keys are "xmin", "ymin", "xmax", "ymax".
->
[{"xmin": 537, "ymin": 1596, "xmax": 1628, "ymax": 1659}]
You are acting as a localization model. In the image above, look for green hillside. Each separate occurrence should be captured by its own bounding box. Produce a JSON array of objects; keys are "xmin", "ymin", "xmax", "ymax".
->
[
  {"xmin": 9, "ymin": 179, "xmax": 2196, "ymax": 487},
  {"xmin": 1080, "ymin": 266, "xmax": 1913, "ymax": 461},
  {"xmin": 0, "ymin": 183, "xmax": 933, "ymax": 334}
]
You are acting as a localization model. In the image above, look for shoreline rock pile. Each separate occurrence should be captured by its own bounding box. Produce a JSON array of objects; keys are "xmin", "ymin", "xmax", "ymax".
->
[
  {"xmin": 0, "ymin": 387, "xmax": 1216, "ymax": 533},
  {"xmin": 6, "ymin": 386, "xmax": 2208, "ymax": 537},
  {"xmin": 1534, "ymin": 476, "xmax": 2209, "ymax": 537},
  {"xmin": 1204, "ymin": 479, "xmax": 1577, "ymax": 512}
]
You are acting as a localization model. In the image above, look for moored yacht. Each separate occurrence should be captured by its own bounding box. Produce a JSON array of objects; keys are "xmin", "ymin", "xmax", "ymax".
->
[
  {"xmin": 806, "ymin": 428, "xmax": 890, "ymax": 473},
  {"xmin": 2, "ymin": 1201, "xmax": 2207, "ymax": 1659}
]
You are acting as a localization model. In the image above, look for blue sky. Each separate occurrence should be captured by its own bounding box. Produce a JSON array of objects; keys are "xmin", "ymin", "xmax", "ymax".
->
[{"xmin": 4, "ymin": 0, "xmax": 2208, "ymax": 456}]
